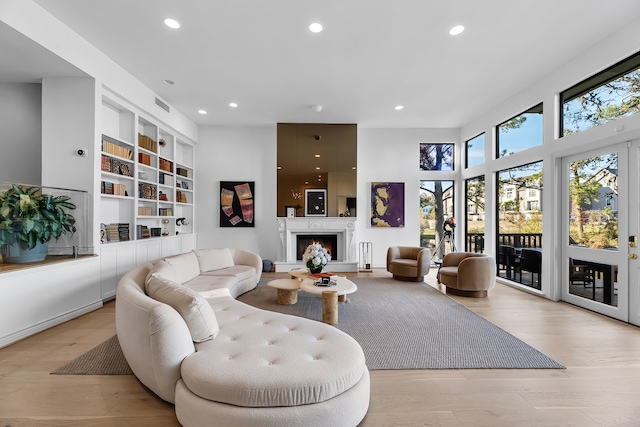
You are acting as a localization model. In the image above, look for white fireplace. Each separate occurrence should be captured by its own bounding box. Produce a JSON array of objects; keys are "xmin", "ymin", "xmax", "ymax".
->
[{"xmin": 275, "ymin": 218, "xmax": 358, "ymax": 272}]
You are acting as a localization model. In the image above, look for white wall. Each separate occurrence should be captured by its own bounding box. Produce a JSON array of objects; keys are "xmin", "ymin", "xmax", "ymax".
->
[
  {"xmin": 195, "ymin": 126, "xmax": 280, "ymax": 261},
  {"xmin": 357, "ymin": 128, "xmax": 460, "ymax": 267},
  {"xmin": 0, "ymin": 83, "xmax": 41, "ymax": 185}
]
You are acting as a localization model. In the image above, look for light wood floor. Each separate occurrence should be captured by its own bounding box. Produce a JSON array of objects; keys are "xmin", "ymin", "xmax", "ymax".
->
[{"xmin": 2, "ymin": 269, "xmax": 640, "ymax": 426}]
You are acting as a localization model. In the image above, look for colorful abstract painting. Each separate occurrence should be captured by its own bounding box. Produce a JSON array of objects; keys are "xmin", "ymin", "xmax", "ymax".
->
[
  {"xmin": 371, "ymin": 182, "xmax": 405, "ymax": 227},
  {"xmin": 220, "ymin": 181, "xmax": 255, "ymax": 227}
]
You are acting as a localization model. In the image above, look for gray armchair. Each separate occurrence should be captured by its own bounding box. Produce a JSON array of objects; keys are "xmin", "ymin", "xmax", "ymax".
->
[{"xmin": 386, "ymin": 246, "xmax": 431, "ymax": 281}]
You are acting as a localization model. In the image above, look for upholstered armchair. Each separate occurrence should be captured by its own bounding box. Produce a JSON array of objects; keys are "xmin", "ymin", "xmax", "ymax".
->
[
  {"xmin": 386, "ymin": 246, "xmax": 431, "ymax": 281},
  {"xmin": 436, "ymin": 252, "xmax": 496, "ymax": 297}
]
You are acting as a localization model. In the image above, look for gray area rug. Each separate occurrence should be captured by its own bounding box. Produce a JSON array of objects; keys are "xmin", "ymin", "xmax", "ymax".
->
[
  {"xmin": 51, "ymin": 334, "xmax": 133, "ymax": 375},
  {"xmin": 52, "ymin": 276, "xmax": 564, "ymax": 374},
  {"xmin": 238, "ymin": 276, "xmax": 565, "ymax": 370}
]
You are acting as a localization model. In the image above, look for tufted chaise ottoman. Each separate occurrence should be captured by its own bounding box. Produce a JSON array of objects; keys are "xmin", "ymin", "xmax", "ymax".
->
[{"xmin": 116, "ymin": 250, "xmax": 370, "ymax": 427}]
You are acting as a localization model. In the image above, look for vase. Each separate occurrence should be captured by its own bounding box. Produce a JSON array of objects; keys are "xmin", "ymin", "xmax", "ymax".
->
[
  {"xmin": 309, "ymin": 265, "xmax": 324, "ymax": 274},
  {"xmin": 1, "ymin": 241, "xmax": 49, "ymax": 263}
]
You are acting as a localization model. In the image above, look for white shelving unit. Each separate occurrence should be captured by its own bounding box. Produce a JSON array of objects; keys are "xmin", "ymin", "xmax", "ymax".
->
[{"xmin": 100, "ymin": 95, "xmax": 196, "ymax": 244}]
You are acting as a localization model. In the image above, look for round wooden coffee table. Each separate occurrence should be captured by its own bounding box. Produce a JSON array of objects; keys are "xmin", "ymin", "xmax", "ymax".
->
[
  {"xmin": 267, "ymin": 278, "xmax": 300, "ymax": 305},
  {"xmin": 300, "ymin": 276, "xmax": 357, "ymax": 324}
]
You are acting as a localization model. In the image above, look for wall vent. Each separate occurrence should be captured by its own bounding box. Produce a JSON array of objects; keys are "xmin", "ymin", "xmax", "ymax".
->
[{"xmin": 155, "ymin": 97, "xmax": 170, "ymax": 113}]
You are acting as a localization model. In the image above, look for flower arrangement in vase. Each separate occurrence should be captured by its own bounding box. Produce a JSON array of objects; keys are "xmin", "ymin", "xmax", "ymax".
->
[{"xmin": 302, "ymin": 243, "xmax": 331, "ymax": 274}]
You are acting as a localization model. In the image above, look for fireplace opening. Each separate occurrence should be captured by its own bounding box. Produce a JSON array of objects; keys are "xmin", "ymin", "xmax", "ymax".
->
[{"xmin": 297, "ymin": 234, "xmax": 338, "ymax": 261}]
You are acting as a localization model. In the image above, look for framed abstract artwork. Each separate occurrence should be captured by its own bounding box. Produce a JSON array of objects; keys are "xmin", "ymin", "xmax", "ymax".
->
[
  {"xmin": 419, "ymin": 143, "xmax": 454, "ymax": 171},
  {"xmin": 220, "ymin": 181, "xmax": 255, "ymax": 227},
  {"xmin": 371, "ymin": 182, "xmax": 405, "ymax": 227},
  {"xmin": 305, "ymin": 189, "xmax": 326, "ymax": 216}
]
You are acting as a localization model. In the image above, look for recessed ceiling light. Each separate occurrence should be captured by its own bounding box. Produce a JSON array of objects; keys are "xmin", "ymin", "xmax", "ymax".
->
[
  {"xmin": 305, "ymin": 181, "xmax": 309, "ymax": 184},
  {"xmin": 395, "ymin": 105, "xmax": 404, "ymax": 110},
  {"xmin": 198, "ymin": 109, "xmax": 207, "ymax": 115},
  {"xmin": 164, "ymin": 79, "xmax": 175, "ymax": 85},
  {"xmin": 309, "ymin": 23, "xmax": 323, "ymax": 33},
  {"xmin": 314, "ymin": 154, "xmax": 320, "ymax": 158},
  {"xmin": 352, "ymin": 166, "xmax": 357, "ymax": 170},
  {"xmin": 277, "ymin": 166, "xmax": 282, "ymax": 170},
  {"xmin": 229, "ymin": 102, "xmax": 238, "ymax": 108},
  {"xmin": 164, "ymin": 18, "xmax": 181, "ymax": 29},
  {"xmin": 311, "ymin": 104, "xmax": 322, "ymax": 112},
  {"xmin": 316, "ymin": 167, "xmax": 320, "ymax": 170},
  {"xmin": 449, "ymin": 25, "xmax": 464, "ymax": 36}
]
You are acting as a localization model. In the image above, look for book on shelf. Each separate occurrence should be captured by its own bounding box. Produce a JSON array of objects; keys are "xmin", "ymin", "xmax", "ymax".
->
[
  {"xmin": 159, "ymin": 158, "xmax": 173, "ymax": 172},
  {"xmin": 150, "ymin": 227, "xmax": 162, "ymax": 237},
  {"xmin": 105, "ymin": 222, "xmax": 129, "ymax": 242},
  {"xmin": 101, "ymin": 155, "xmax": 133, "ymax": 177},
  {"xmin": 136, "ymin": 225, "xmax": 150, "ymax": 239},
  {"xmin": 138, "ymin": 183, "xmax": 157, "ymax": 200},
  {"xmin": 159, "ymin": 173, "xmax": 174, "ymax": 186},
  {"xmin": 102, "ymin": 139, "xmax": 133, "ymax": 160},
  {"xmin": 176, "ymin": 167, "xmax": 189, "ymax": 178},
  {"xmin": 176, "ymin": 191, "xmax": 188, "ymax": 203},
  {"xmin": 138, "ymin": 133, "xmax": 157, "ymax": 153},
  {"xmin": 138, "ymin": 206, "xmax": 153, "ymax": 216},
  {"xmin": 138, "ymin": 152, "xmax": 152, "ymax": 166},
  {"xmin": 101, "ymin": 181, "xmax": 128, "ymax": 196},
  {"xmin": 158, "ymin": 207, "xmax": 173, "ymax": 216}
]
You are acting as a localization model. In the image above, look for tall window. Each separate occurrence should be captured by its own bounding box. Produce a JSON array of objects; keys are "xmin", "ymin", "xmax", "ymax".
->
[
  {"xmin": 419, "ymin": 143, "xmax": 454, "ymax": 171},
  {"xmin": 568, "ymin": 153, "xmax": 618, "ymax": 249},
  {"xmin": 420, "ymin": 180, "xmax": 454, "ymax": 259},
  {"xmin": 465, "ymin": 133, "xmax": 485, "ymax": 168},
  {"xmin": 561, "ymin": 51, "xmax": 640, "ymax": 136},
  {"xmin": 465, "ymin": 176, "xmax": 485, "ymax": 252},
  {"xmin": 496, "ymin": 161, "xmax": 543, "ymax": 289},
  {"xmin": 496, "ymin": 104, "xmax": 543, "ymax": 158}
]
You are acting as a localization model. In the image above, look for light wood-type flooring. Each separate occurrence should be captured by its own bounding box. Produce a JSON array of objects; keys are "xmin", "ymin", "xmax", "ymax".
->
[{"xmin": 1, "ymin": 269, "xmax": 640, "ymax": 426}]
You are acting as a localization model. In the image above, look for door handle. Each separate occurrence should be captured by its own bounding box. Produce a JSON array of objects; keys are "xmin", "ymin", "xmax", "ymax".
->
[{"xmin": 629, "ymin": 254, "xmax": 638, "ymax": 260}]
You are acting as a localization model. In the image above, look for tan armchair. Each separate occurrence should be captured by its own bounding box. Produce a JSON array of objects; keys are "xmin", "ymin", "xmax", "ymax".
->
[
  {"xmin": 436, "ymin": 252, "xmax": 496, "ymax": 297},
  {"xmin": 386, "ymin": 246, "xmax": 431, "ymax": 281}
]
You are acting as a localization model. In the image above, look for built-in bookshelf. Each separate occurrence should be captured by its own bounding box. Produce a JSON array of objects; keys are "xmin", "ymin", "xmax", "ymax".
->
[{"xmin": 100, "ymin": 95, "xmax": 196, "ymax": 243}]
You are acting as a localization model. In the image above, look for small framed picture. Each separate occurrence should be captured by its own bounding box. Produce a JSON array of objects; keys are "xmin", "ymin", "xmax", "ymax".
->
[{"xmin": 305, "ymin": 189, "xmax": 326, "ymax": 217}]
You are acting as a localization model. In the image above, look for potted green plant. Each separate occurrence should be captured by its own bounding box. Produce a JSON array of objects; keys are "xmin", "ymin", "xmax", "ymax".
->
[{"xmin": 0, "ymin": 185, "xmax": 76, "ymax": 263}]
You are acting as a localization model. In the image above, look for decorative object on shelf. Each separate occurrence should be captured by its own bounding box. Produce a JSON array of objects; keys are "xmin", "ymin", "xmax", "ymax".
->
[
  {"xmin": 161, "ymin": 219, "xmax": 170, "ymax": 236},
  {"xmin": 305, "ymin": 189, "xmax": 326, "ymax": 217},
  {"xmin": 302, "ymin": 243, "xmax": 331, "ymax": 274},
  {"xmin": 159, "ymin": 138, "xmax": 166, "ymax": 147},
  {"xmin": 220, "ymin": 181, "xmax": 255, "ymax": 227},
  {"xmin": 371, "ymin": 182, "xmax": 405, "ymax": 228},
  {"xmin": 138, "ymin": 171, "xmax": 148, "ymax": 180},
  {"xmin": 0, "ymin": 185, "xmax": 76, "ymax": 263},
  {"xmin": 286, "ymin": 206, "xmax": 296, "ymax": 218}
]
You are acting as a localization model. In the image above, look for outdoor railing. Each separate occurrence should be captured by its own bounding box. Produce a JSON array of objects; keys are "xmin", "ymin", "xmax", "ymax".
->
[{"xmin": 465, "ymin": 232, "xmax": 543, "ymax": 253}]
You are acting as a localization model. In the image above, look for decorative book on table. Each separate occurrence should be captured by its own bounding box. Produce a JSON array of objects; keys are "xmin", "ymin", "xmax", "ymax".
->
[{"xmin": 309, "ymin": 272, "xmax": 336, "ymax": 279}]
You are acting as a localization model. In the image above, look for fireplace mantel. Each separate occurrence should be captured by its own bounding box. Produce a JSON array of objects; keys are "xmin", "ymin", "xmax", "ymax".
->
[{"xmin": 275, "ymin": 217, "xmax": 358, "ymax": 272}]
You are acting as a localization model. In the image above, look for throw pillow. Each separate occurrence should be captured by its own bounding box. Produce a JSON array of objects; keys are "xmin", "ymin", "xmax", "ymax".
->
[
  {"xmin": 145, "ymin": 260, "xmax": 178, "ymax": 292},
  {"xmin": 194, "ymin": 248, "xmax": 235, "ymax": 272},
  {"xmin": 163, "ymin": 251, "xmax": 201, "ymax": 284},
  {"xmin": 146, "ymin": 276, "xmax": 220, "ymax": 342}
]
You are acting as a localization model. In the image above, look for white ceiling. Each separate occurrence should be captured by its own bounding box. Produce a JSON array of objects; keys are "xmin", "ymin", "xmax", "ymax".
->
[{"xmin": 19, "ymin": 1, "xmax": 640, "ymax": 128}]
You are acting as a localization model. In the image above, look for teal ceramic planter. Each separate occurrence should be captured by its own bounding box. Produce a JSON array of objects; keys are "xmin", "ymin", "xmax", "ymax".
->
[{"xmin": 1, "ymin": 241, "xmax": 49, "ymax": 263}]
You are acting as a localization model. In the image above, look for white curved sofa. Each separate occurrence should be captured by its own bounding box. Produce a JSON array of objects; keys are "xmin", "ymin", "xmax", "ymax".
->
[{"xmin": 116, "ymin": 248, "xmax": 370, "ymax": 427}]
